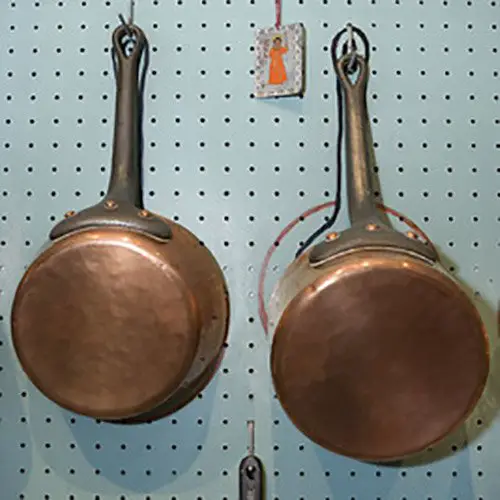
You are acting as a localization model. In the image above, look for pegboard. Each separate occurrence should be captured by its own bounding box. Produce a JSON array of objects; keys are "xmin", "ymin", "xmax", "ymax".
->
[{"xmin": 0, "ymin": 1, "xmax": 499, "ymax": 499}]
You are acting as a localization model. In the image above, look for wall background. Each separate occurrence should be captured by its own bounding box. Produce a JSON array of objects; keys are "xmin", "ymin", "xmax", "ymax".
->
[{"xmin": 0, "ymin": 1, "xmax": 499, "ymax": 498}]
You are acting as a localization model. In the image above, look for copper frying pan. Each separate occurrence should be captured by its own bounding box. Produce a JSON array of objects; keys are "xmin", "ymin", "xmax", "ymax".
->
[
  {"xmin": 268, "ymin": 27, "xmax": 489, "ymax": 461},
  {"xmin": 11, "ymin": 23, "xmax": 229, "ymax": 423}
]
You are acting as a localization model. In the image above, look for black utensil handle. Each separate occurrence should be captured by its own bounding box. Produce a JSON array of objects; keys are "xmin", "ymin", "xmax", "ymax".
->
[
  {"xmin": 107, "ymin": 23, "xmax": 147, "ymax": 206},
  {"xmin": 49, "ymin": 23, "xmax": 171, "ymax": 241},
  {"xmin": 331, "ymin": 27, "xmax": 380, "ymax": 227},
  {"xmin": 239, "ymin": 455, "xmax": 264, "ymax": 500}
]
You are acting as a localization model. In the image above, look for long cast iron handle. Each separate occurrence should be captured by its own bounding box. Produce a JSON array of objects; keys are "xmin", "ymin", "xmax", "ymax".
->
[
  {"xmin": 334, "ymin": 52, "xmax": 382, "ymax": 227},
  {"xmin": 50, "ymin": 23, "xmax": 171, "ymax": 241},
  {"xmin": 309, "ymin": 30, "xmax": 438, "ymax": 265},
  {"xmin": 107, "ymin": 23, "xmax": 145, "ymax": 205}
]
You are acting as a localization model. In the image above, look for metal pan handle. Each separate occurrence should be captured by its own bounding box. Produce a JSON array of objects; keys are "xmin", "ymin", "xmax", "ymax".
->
[
  {"xmin": 332, "ymin": 31, "xmax": 382, "ymax": 227},
  {"xmin": 308, "ymin": 27, "xmax": 439, "ymax": 265},
  {"xmin": 50, "ymin": 23, "xmax": 171, "ymax": 241},
  {"xmin": 107, "ymin": 23, "xmax": 147, "ymax": 206}
]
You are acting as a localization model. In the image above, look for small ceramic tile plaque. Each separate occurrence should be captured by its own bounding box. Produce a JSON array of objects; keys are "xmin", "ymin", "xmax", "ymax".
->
[{"xmin": 255, "ymin": 22, "xmax": 306, "ymax": 99}]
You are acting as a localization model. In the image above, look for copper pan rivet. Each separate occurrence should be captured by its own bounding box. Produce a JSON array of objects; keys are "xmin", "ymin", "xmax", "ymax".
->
[
  {"xmin": 104, "ymin": 199, "xmax": 118, "ymax": 210},
  {"xmin": 326, "ymin": 232, "xmax": 339, "ymax": 241},
  {"xmin": 139, "ymin": 209, "xmax": 151, "ymax": 218},
  {"xmin": 406, "ymin": 231, "xmax": 417, "ymax": 240},
  {"xmin": 366, "ymin": 223, "xmax": 379, "ymax": 231},
  {"xmin": 64, "ymin": 210, "xmax": 76, "ymax": 218}
]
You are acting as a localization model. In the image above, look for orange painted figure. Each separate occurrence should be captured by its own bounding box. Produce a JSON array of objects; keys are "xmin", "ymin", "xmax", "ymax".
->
[{"xmin": 268, "ymin": 36, "xmax": 288, "ymax": 85}]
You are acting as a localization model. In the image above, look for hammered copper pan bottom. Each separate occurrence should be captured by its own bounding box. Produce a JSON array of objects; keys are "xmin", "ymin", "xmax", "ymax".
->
[
  {"xmin": 12, "ymin": 228, "xmax": 225, "ymax": 421},
  {"xmin": 271, "ymin": 250, "xmax": 489, "ymax": 461}
]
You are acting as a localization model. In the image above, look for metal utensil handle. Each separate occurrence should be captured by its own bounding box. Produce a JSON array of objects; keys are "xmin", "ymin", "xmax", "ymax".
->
[
  {"xmin": 239, "ymin": 455, "xmax": 264, "ymax": 500},
  {"xmin": 49, "ymin": 23, "xmax": 172, "ymax": 241},
  {"xmin": 239, "ymin": 420, "xmax": 264, "ymax": 500},
  {"xmin": 248, "ymin": 420, "xmax": 255, "ymax": 455},
  {"xmin": 332, "ymin": 30, "xmax": 381, "ymax": 227},
  {"xmin": 107, "ymin": 23, "xmax": 147, "ymax": 206}
]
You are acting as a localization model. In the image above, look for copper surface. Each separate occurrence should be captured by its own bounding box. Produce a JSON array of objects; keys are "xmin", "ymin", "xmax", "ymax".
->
[
  {"xmin": 271, "ymin": 249, "xmax": 489, "ymax": 462},
  {"xmin": 12, "ymin": 220, "xmax": 229, "ymax": 420}
]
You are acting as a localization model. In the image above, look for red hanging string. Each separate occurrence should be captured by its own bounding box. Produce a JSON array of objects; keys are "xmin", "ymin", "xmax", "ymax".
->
[
  {"xmin": 257, "ymin": 201, "xmax": 435, "ymax": 335},
  {"xmin": 275, "ymin": 0, "xmax": 282, "ymax": 29}
]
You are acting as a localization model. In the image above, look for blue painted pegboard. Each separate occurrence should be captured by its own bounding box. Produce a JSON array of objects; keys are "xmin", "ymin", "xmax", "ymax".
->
[{"xmin": 1, "ymin": 1, "xmax": 499, "ymax": 499}]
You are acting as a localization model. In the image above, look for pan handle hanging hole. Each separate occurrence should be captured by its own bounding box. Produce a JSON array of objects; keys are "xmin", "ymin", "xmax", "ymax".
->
[{"xmin": 365, "ymin": 223, "xmax": 379, "ymax": 231}]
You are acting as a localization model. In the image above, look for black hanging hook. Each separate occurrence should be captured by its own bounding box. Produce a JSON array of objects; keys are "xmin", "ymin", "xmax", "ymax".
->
[{"xmin": 331, "ymin": 23, "xmax": 371, "ymax": 70}]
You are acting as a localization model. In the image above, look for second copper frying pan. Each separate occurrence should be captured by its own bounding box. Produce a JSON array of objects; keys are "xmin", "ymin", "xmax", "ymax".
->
[
  {"xmin": 268, "ymin": 26, "xmax": 489, "ymax": 461},
  {"xmin": 11, "ymin": 23, "xmax": 229, "ymax": 423}
]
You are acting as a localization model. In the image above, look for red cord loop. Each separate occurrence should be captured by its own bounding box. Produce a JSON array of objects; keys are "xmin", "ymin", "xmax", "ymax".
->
[
  {"xmin": 275, "ymin": 0, "xmax": 282, "ymax": 30},
  {"xmin": 258, "ymin": 202, "xmax": 435, "ymax": 335}
]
